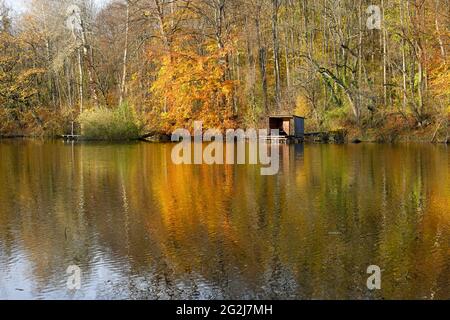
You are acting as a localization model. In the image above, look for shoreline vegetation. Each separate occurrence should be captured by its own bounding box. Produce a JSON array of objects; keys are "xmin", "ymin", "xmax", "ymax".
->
[
  {"xmin": 0, "ymin": 102, "xmax": 448, "ymax": 144},
  {"xmin": 1, "ymin": 125, "xmax": 449, "ymax": 144},
  {"xmin": 0, "ymin": 1, "xmax": 448, "ymax": 144}
]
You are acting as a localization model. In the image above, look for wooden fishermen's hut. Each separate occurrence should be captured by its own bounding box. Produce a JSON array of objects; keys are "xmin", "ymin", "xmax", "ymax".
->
[{"xmin": 268, "ymin": 115, "xmax": 305, "ymax": 140}]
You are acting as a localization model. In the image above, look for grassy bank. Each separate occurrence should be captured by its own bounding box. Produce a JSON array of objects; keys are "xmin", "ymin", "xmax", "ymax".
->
[
  {"xmin": 0, "ymin": 105, "xmax": 144, "ymax": 141},
  {"xmin": 78, "ymin": 104, "xmax": 143, "ymax": 141}
]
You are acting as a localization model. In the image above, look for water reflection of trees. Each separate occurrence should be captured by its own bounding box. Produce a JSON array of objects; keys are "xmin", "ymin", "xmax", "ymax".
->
[{"xmin": 0, "ymin": 141, "xmax": 448, "ymax": 299}]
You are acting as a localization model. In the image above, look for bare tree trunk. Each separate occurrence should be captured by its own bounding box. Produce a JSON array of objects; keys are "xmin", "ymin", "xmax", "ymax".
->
[
  {"xmin": 417, "ymin": 49, "xmax": 424, "ymax": 117},
  {"xmin": 79, "ymin": 15, "xmax": 99, "ymax": 108},
  {"xmin": 119, "ymin": 0, "xmax": 130, "ymax": 106},
  {"xmin": 284, "ymin": 26, "xmax": 291, "ymax": 90},
  {"xmin": 153, "ymin": 0, "xmax": 170, "ymax": 49},
  {"xmin": 77, "ymin": 48, "xmax": 84, "ymax": 113},
  {"xmin": 245, "ymin": 16, "xmax": 256, "ymax": 109},
  {"xmin": 256, "ymin": 14, "xmax": 268, "ymax": 114},
  {"xmin": 40, "ymin": 4, "xmax": 57, "ymax": 108},
  {"xmin": 272, "ymin": 0, "xmax": 281, "ymax": 109},
  {"xmin": 357, "ymin": 0, "xmax": 363, "ymax": 121},
  {"xmin": 434, "ymin": 0, "xmax": 446, "ymax": 63},
  {"xmin": 381, "ymin": 0, "xmax": 387, "ymax": 106},
  {"xmin": 65, "ymin": 61, "xmax": 73, "ymax": 109},
  {"xmin": 400, "ymin": 0, "xmax": 408, "ymax": 111}
]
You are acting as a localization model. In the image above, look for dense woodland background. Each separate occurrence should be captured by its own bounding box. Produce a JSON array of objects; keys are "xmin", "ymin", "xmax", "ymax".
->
[{"xmin": 0, "ymin": 0, "xmax": 448, "ymax": 141}]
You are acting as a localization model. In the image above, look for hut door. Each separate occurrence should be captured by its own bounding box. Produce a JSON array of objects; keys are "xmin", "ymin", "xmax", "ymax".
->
[{"xmin": 282, "ymin": 120, "xmax": 290, "ymax": 136}]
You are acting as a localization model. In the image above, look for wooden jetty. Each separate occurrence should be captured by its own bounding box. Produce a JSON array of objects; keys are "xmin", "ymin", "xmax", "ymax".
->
[
  {"xmin": 62, "ymin": 134, "xmax": 81, "ymax": 141},
  {"xmin": 61, "ymin": 121, "xmax": 81, "ymax": 141}
]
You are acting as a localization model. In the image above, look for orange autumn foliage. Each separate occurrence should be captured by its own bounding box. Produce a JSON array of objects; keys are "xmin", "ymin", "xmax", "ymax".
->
[{"xmin": 150, "ymin": 37, "xmax": 238, "ymax": 132}]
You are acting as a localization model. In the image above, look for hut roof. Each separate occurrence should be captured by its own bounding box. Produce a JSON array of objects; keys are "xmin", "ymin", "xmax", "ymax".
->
[{"xmin": 268, "ymin": 115, "xmax": 305, "ymax": 119}]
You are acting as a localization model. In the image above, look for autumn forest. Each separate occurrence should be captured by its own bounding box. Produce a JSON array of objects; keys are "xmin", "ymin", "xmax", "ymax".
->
[
  {"xmin": 1, "ymin": 0, "xmax": 450, "ymax": 301},
  {"xmin": 0, "ymin": 0, "xmax": 449, "ymax": 141}
]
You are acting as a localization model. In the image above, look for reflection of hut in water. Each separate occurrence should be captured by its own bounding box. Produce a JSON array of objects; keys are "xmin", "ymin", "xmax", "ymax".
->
[{"xmin": 268, "ymin": 115, "xmax": 305, "ymax": 141}]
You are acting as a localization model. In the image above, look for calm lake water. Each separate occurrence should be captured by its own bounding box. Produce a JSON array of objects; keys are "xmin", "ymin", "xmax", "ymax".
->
[{"xmin": 0, "ymin": 139, "xmax": 449, "ymax": 300}]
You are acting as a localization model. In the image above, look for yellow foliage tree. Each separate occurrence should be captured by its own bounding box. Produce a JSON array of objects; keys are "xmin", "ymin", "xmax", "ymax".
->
[
  {"xmin": 0, "ymin": 31, "xmax": 44, "ymax": 109},
  {"xmin": 150, "ymin": 37, "xmax": 238, "ymax": 132}
]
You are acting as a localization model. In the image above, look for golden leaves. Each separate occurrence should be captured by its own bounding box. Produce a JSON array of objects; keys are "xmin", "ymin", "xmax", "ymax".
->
[{"xmin": 149, "ymin": 37, "xmax": 238, "ymax": 131}]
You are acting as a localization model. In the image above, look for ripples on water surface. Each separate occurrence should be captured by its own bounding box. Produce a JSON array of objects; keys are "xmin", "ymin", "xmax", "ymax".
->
[{"xmin": 0, "ymin": 140, "xmax": 449, "ymax": 299}]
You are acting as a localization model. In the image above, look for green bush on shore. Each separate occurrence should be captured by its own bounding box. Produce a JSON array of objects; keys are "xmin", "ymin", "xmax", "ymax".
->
[{"xmin": 78, "ymin": 104, "xmax": 143, "ymax": 140}]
